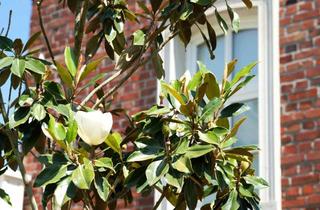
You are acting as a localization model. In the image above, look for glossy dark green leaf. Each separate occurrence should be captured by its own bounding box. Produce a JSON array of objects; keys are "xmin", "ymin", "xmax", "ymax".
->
[
  {"xmin": 186, "ymin": 145, "xmax": 213, "ymax": 159},
  {"xmin": 220, "ymin": 103, "xmax": 249, "ymax": 118},
  {"xmin": 215, "ymin": 9, "xmax": 228, "ymax": 34},
  {"xmin": 146, "ymin": 159, "xmax": 169, "ymax": 185},
  {"xmin": 10, "ymin": 58, "xmax": 25, "ymax": 78},
  {"xmin": 9, "ymin": 107, "xmax": 30, "ymax": 128},
  {"xmin": 34, "ymin": 164, "xmax": 68, "ymax": 187},
  {"xmin": 94, "ymin": 157, "xmax": 114, "ymax": 172},
  {"xmin": 227, "ymin": 5, "xmax": 240, "ymax": 33},
  {"xmin": 0, "ymin": 36, "xmax": 13, "ymax": 51},
  {"xmin": 200, "ymin": 98, "xmax": 222, "ymax": 121},
  {"xmin": 198, "ymin": 131, "xmax": 219, "ymax": 145},
  {"xmin": 184, "ymin": 179, "xmax": 197, "ymax": 210},
  {"xmin": 94, "ymin": 175, "xmax": 110, "ymax": 202},
  {"xmin": 221, "ymin": 189, "xmax": 240, "ymax": 210}
]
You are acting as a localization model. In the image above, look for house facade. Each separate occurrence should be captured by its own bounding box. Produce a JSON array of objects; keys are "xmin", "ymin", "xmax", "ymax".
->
[{"xmin": 1, "ymin": 0, "xmax": 318, "ymax": 209}]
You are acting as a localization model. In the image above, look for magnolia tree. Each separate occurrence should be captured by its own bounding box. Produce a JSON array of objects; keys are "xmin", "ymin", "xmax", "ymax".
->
[{"xmin": 0, "ymin": 0, "xmax": 268, "ymax": 209}]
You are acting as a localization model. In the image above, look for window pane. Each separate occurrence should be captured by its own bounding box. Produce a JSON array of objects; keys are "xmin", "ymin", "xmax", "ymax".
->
[
  {"xmin": 233, "ymin": 99, "xmax": 259, "ymax": 146},
  {"xmin": 233, "ymin": 29, "xmax": 258, "ymax": 76},
  {"xmin": 197, "ymin": 36, "xmax": 225, "ymax": 80}
]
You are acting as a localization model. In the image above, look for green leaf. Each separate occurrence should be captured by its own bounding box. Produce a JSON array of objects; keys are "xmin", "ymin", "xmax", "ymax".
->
[
  {"xmin": 19, "ymin": 94, "xmax": 34, "ymax": 107},
  {"xmin": 64, "ymin": 47, "xmax": 77, "ymax": 77},
  {"xmin": 127, "ymin": 150, "xmax": 160, "ymax": 162},
  {"xmin": 204, "ymin": 72, "xmax": 220, "ymax": 99},
  {"xmin": 94, "ymin": 175, "xmax": 110, "ymax": 202},
  {"xmin": 79, "ymin": 57, "xmax": 105, "ymax": 82},
  {"xmin": 220, "ymin": 103, "xmax": 249, "ymax": 118},
  {"xmin": 198, "ymin": 131, "xmax": 219, "ymax": 145},
  {"xmin": 165, "ymin": 171, "xmax": 184, "ymax": 193},
  {"xmin": 187, "ymin": 70, "xmax": 203, "ymax": 90},
  {"xmin": 0, "ymin": 68, "xmax": 11, "ymax": 87},
  {"xmin": 186, "ymin": 145, "xmax": 213, "ymax": 159},
  {"xmin": 244, "ymin": 176, "xmax": 269, "ymax": 189},
  {"xmin": 180, "ymin": 3, "xmax": 193, "ymax": 20},
  {"xmin": 32, "ymin": 103, "xmax": 46, "ymax": 121},
  {"xmin": 215, "ymin": 9, "xmax": 228, "ymax": 34},
  {"xmin": 48, "ymin": 115, "xmax": 66, "ymax": 141},
  {"xmin": 231, "ymin": 61, "xmax": 257, "ymax": 86},
  {"xmin": 71, "ymin": 159, "xmax": 94, "ymax": 190},
  {"xmin": 56, "ymin": 62, "xmax": 73, "ymax": 88},
  {"xmin": 65, "ymin": 119, "xmax": 78, "ymax": 143},
  {"xmin": 133, "ymin": 30, "xmax": 145, "ymax": 46},
  {"xmin": 200, "ymin": 98, "xmax": 222, "ymax": 121},
  {"xmin": 226, "ymin": 117, "xmax": 246, "ymax": 139},
  {"xmin": 161, "ymin": 81, "xmax": 186, "ymax": 105},
  {"xmin": 152, "ymin": 53, "xmax": 165, "ymax": 79},
  {"xmin": 146, "ymin": 159, "xmax": 169, "ymax": 185},
  {"xmin": 25, "ymin": 58, "xmax": 46, "ymax": 74},
  {"xmin": 221, "ymin": 189, "xmax": 240, "ymax": 210},
  {"xmin": 23, "ymin": 31, "xmax": 41, "ymax": 53},
  {"xmin": 0, "ymin": 36, "xmax": 13, "ymax": 51},
  {"xmin": 0, "ymin": 188, "xmax": 11, "ymax": 206},
  {"xmin": 184, "ymin": 179, "xmax": 197, "ymax": 210},
  {"xmin": 34, "ymin": 164, "xmax": 68, "ymax": 187},
  {"xmin": 10, "ymin": 58, "xmax": 25, "ymax": 78},
  {"xmin": 105, "ymin": 132, "xmax": 122, "ymax": 157},
  {"xmin": 9, "ymin": 107, "xmax": 30, "ymax": 128},
  {"xmin": 172, "ymin": 156, "xmax": 193, "ymax": 173},
  {"xmin": 0, "ymin": 57, "xmax": 13, "ymax": 69},
  {"xmin": 54, "ymin": 177, "xmax": 71, "ymax": 207},
  {"xmin": 227, "ymin": 6, "xmax": 240, "ymax": 33},
  {"xmin": 94, "ymin": 157, "xmax": 114, "ymax": 172}
]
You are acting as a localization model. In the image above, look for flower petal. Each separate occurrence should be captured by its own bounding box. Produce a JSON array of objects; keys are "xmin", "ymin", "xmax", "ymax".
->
[{"xmin": 75, "ymin": 111, "xmax": 113, "ymax": 145}]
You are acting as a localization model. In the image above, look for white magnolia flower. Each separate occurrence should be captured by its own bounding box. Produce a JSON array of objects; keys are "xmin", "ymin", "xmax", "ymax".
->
[{"xmin": 75, "ymin": 110, "xmax": 113, "ymax": 146}]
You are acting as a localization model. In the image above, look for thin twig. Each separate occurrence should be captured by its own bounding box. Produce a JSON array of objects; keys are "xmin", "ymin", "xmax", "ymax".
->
[
  {"xmin": 74, "ymin": 0, "xmax": 89, "ymax": 63},
  {"xmin": 36, "ymin": 0, "xmax": 56, "ymax": 66},
  {"xmin": 152, "ymin": 186, "xmax": 168, "ymax": 210},
  {"xmin": 5, "ymin": 10, "xmax": 12, "ymax": 37}
]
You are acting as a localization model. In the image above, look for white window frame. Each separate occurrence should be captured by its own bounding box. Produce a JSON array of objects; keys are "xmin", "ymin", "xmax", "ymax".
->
[{"xmin": 157, "ymin": 0, "xmax": 281, "ymax": 209}]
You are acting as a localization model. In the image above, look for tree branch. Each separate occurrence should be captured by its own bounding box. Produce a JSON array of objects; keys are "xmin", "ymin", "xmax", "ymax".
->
[
  {"xmin": 36, "ymin": 0, "xmax": 56, "ymax": 66},
  {"xmin": 74, "ymin": 0, "xmax": 89, "ymax": 64}
]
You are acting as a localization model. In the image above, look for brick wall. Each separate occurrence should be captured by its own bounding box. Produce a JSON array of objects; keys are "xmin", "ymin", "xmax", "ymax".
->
[
  {"xmin": 280, "ymin": 0, "xmax": 320, "ymax": 209},
  {"xmin": 27, "ymin": 0, "xmax": 157, "ymax": 209}
]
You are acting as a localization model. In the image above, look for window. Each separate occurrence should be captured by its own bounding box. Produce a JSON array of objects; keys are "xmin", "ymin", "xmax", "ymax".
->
[{"xmin": 159, "ymin": 1, "xmax": 281, "ymax": 209}]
